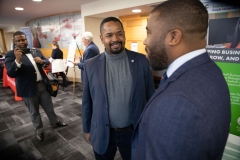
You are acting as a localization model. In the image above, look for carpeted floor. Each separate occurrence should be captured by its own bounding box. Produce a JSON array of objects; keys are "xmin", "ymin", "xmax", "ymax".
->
[{"xmin": 0, "ymin": 80, "xmax": 121, "ymax": 160}]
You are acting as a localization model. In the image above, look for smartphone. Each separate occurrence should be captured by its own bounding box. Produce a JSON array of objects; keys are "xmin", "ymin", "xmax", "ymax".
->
[{"xmin": 21, "ymin": 48, "xmax": 31, "ymax": 54}]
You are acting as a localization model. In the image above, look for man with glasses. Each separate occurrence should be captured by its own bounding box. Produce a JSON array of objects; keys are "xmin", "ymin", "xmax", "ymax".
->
[{"xmin": 5, "ymin": 31, "xmax": 67, "ymax": 142}]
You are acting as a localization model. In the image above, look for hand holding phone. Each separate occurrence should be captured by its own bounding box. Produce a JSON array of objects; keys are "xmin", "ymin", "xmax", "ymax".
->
[{"xmin": 14, "ymin": 48, "xmax": 23, "ymax": 63}]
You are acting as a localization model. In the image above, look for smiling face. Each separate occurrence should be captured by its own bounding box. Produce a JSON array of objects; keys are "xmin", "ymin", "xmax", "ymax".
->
[
  {"xmin": 100, "ymin": 21, "xmax": 125, "ymax": 55},
  {"xmin": 143, "ymin": 13, "xmax": 169, "ymax": 71},
  {"xmin": 14, "ymin": 34, "xmax": 28, "ymax": 49}
]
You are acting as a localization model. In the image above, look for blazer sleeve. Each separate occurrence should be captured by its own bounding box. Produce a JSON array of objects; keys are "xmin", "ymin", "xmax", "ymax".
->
[
  {"xmin": 5, "ymin": 51, "xmax": 20, "ymax": 78},
  {"xmin": 36, "ymin": 49, "xmax": 50, "ymax": 67},
  {"xmin": 78, "ymin": 48, "xmax": 97, "ymax": 70},
  {"xmin": 82, "ymin": 62, "xmax": 93, "ymax": 133},
  {"xmin": 143, "ymin": 95, "xmax": 212, "ymax": 159}
]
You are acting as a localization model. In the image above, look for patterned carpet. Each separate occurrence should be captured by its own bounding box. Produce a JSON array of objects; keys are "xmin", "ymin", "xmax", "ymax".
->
[{"xmin": 0, "ymin": 80, "xmax": 121, "ymax": 160}]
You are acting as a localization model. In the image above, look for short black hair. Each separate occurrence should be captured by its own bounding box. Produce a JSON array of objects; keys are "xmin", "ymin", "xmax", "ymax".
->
[
  {"xmin": 13, "ymin": 31, "xmax": 26, "ymax": 38},
  {"xmin": 100, "ymin": 17, "xmax": 124, "ymax": 34},
  {"xmin": 152, "ymin": 0, "xmax": 208, "ymax": 41}
]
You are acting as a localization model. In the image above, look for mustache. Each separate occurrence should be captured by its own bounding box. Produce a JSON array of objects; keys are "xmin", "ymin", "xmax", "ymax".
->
[{"xmin": 110, "ymin": 41, "xmax": 122, "ymax": 46}]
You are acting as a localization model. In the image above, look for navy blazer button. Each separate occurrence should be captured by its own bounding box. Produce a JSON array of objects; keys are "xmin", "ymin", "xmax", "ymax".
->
[{"xmin": 106, "ymin": 124, "xmax": 109, "ymax": 126}]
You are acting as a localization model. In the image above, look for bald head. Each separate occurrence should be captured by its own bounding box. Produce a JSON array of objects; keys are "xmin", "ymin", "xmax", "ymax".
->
[{"xmin": 152, "ymin": 0, "xmax": 208, "ymax": 43}]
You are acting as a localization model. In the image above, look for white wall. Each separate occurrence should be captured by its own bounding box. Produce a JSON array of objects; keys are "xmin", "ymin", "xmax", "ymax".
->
[
  {"xmin": 81, "ymin": 0, "xmax": 163, "ymax": 17},
  {"xmin": 4, "ymin": 33, "xmax": 13, "ymax": 51},
  {"xmin": 81, "ymin": 0, "xmax": 165, "ymax": 52},
  {"xmin": 84, "ymin": 17, "xmax": 105, "ymax": 52}
]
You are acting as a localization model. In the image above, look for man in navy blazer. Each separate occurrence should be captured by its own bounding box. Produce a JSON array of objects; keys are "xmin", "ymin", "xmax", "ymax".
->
[
  {"xmin": 132, "ymin": 0, "xmax": 231, "ymax": 160},
  {"xmin": 82, "ymin": 17, "xmax": 155, "ymax": 160},
  {"xmin": 5, "ymin": 31, "xmax": 67, "ymax": 142},
  {"xmin": 73, "ymin": 31, "xmax": 100, "ymax": 83}
]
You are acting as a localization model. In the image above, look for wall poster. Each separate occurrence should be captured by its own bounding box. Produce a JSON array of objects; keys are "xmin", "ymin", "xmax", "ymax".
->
[
  {"xmin": 27, "ymin": 12, "xmax": 83, "ymax": 50},
  {"xmin": 203, "ymin": 1, "xmax": 240, "ymax": 159}
]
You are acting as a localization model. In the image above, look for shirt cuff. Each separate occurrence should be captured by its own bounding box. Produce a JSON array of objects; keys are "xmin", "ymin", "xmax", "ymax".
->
[{"xmin": 15, "ymin": 60, "xmax": 22, "ymax": 68}]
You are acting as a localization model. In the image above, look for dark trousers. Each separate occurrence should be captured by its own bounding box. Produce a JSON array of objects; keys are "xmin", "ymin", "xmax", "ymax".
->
[
  {"xmin": 59, "ymin": 72, "xmax": 68, "ymax": 86},
  {"xmin": 22, "ymin": 81, "xmax": 58, "ymax": 133},
  {"xmin": 94, "ymin": 130, "xmax": 133, "ymax": 160}
]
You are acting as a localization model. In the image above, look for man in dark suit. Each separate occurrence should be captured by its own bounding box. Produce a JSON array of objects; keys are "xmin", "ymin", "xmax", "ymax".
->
[
  {"xmin": 82, "ymin": 17, "xmax": 155, "ymax": 160},
  {"xmin": 5, "ymin": 31, "xmax": 67, "ymax": 142},
  {"xmin": 132, "ymin": 0, "xmax": 231, "ymax": 160},
  {"xmin": 73, "ymin": 31, "xmax": 100, "ymax": 83}
]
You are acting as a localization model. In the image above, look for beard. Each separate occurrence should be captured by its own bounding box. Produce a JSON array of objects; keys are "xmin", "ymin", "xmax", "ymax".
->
[
  {"xmin": 145, "ymin": 42, "xmax": 168, "ymax": 71},
  {"xmin": 109, "ymin": 41, "xmax": 124, "ymax": 54}
]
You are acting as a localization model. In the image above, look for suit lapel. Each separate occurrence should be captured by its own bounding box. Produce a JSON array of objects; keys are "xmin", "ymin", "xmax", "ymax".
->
[
  {"xmin": 22, "ymin": 54, "xmax": 33, "ymax": 67},
  {"xmin": 126, "ymin": 50, "xmax": 137, "ymax": 101},
  {"xmin": 98, "ymin": 53, "xmax": 108, "ymax": 102}
]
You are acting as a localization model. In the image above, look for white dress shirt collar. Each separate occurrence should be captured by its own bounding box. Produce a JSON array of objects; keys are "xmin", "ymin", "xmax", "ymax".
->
[{"xmin": 166, "ymin": 48, "xmax": 206, "ymax": 78}]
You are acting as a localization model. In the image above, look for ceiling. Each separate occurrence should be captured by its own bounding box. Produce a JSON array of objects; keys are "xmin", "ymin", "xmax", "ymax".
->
[
  {"xmin": 0, "ymin": 0, "xmax": 98, "ymax": 29},
  {"xmin": 0, "ymin": 0, "xmax": 155, "ymax": 30}
]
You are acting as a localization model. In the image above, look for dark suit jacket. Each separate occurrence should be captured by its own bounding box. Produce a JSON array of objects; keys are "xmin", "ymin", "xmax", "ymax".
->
[
  {"xmin": 51, "ymin": 48, "xmax": 63, "ymax": 59},
  {"xmin": 77, "ymin": 42, "xmax": 100, "ymax": 79},
  {"xmin": 132, "ymin": 52, "xmax": 231, "ymax": 160},
  {"xmin": 82, "ymin": 49, "xmax": 155, "ymax": 154},
  {"xmin": 5, "ymin": 49, "xmax": 50, "ymax": 97}
]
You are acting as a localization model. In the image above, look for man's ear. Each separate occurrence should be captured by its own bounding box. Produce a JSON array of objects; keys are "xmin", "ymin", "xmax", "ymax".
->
[
  {"xmin": 166, "ymin": 29, "xmax": 182, "ymax": 46},
  {"xmin": 100, "ymin": 35, "xmax": 103, "ymax": 44}
]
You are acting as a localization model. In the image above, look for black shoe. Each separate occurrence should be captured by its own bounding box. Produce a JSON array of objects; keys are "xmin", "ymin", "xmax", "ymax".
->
[
  {"xmin": 51, "ymin": 121, "xmax": 68, "ymax": 127},
  {"xmin": 36, "ymin": 132, "xmax": 44, "ymax": 142}
]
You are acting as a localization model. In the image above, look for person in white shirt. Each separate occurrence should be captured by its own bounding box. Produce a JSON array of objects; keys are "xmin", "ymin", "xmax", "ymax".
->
[{"xmin": 5, "ymin": 31, "xmax": 67, "ymax": 142}]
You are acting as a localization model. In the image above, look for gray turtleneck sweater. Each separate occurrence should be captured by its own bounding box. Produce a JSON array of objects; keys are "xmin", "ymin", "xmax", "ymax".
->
[{"xmin": 105, "ymin": 49, "xmax": 132, "ymax": 128}]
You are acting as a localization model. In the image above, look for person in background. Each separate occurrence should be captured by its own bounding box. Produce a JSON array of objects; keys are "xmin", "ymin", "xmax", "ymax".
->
[
  {"xmin": 5, "ymin": 31, "xmax": 68, "ymax": 142},
  {"xmin": 131, "ymin": 0, "xmax": 231, "ymax": 159},
  {"xmin": 73, "ymin": 31, "xmax": 100, "ymax": 83},
  {"xmin": 82, "ymin": 17, "xmax": 155, "ymax": 160},
  {"xmin": 51, "ymin": 41, "xmax": 68, "ymax": 87}
]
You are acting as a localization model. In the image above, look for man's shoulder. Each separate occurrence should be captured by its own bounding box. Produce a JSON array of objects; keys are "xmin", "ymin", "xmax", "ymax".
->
[
  {"xmin": 85, "ymin": 53, "xmax": 102, "ymax": 64},
  {"xmin": 33, "ymin": 48, "xmax": 42, "ymax": 54},
  {"xmin": 6, "ymin": 50, "xmax": 14, "ymax": 54},
  {"xmin": 5, "ymin": 50, "xmax": 14, "ymax": 57},
  {"xmin": 126, "ymin": 49, "xmax": 148, "ymax": 61},
  {"xmin": 88, "ymin": 43, "xmax": 100, "ymax": 52}
]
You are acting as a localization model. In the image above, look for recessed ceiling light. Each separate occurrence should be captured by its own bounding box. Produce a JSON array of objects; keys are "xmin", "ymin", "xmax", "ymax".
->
[
  {"xmin": 132, "ymin": 9, "xmax": 141, "ymax": 13},
  {"xmin": 15, "ymin": 7, "xmax": 24, "ymax": 11},
  {"xmin": 33, "ymin": 0, "xmax": 42, "ymax": 1}
]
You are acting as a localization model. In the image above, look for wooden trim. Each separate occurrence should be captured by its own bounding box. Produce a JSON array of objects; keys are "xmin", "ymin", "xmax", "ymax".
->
[{"xmin": 0, "ymin": 29, "xmax": 7, "ymax": 53}]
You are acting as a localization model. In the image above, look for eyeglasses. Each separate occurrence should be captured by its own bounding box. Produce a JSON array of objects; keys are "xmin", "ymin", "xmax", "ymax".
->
[{"xmin": 15, "ymin": 39, "xmax": 27, "ymax": 43}]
